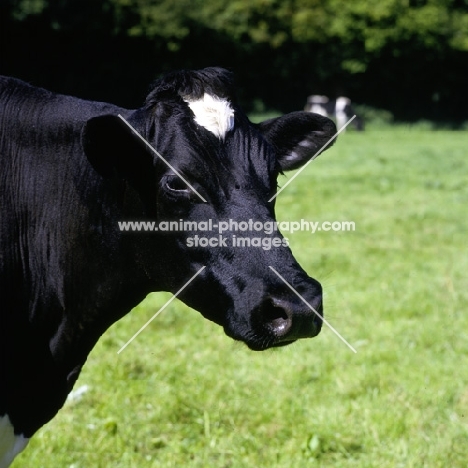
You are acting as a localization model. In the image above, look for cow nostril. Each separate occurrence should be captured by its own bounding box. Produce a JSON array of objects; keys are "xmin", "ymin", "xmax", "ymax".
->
[{"xmin": 261, "ymin": 301, "xmax": 292, "ymax": 336}]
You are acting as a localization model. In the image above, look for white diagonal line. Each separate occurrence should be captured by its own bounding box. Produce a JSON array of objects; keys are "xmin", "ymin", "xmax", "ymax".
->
[
  {"xmin": 268, "ymin": 266, "xmax": 357, "ymax": 353},
  {"xmin": 268, "ymin": 115, "xmax": 356, "ymax": 202},
  {"xmin": 117, "ymin": 114, "xmax": 207, "ymax": 203},
  {"xmin": 117, "ymin": 266, "xmax": 206, "ymax": 354}
]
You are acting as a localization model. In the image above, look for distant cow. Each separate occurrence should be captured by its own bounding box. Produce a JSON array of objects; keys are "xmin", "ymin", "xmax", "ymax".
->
[
  {"xmin": 0, "ymin": 67, "xmax": 337, "ymax": 466},
  {"xmin": 305, "ymin": 95, "xmax": 364, "ymax": 131}
]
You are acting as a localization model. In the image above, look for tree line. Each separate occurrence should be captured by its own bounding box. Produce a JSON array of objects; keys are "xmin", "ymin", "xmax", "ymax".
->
[{"xmin": 2, "ymin": 0, "xmax": 467, "ymax": 122}]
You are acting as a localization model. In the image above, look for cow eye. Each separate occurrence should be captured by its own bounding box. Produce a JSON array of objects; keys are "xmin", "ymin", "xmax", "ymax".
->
[
  {"xmin": 164, "ymin": 176, "xmax": 190, "ymax": 194},
  {"xmin": 162, "ymin": 175, "xmax": 195, "ymax": 203}
]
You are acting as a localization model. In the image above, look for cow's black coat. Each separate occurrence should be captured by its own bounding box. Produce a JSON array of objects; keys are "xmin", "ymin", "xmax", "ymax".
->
[{"xmin": 0, "ymin": 68, "xmax": 336, "ymax": 446}]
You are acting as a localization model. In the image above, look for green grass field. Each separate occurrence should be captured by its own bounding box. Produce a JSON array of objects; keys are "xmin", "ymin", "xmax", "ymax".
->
[{"xmin": 15, "ymin": 127, "xmax": 468, "ymax": 467}]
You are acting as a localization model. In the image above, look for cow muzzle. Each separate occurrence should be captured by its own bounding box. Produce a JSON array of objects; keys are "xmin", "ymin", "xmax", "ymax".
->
[{"xmin": 247, "ymin": 294, "xmax": 323, "ymax": 351}]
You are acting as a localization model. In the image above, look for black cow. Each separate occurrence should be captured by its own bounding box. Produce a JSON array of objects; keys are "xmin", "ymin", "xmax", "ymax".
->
[{"xmin": 0, "ymin": 67, "xmax": 336, "ymax": 466}]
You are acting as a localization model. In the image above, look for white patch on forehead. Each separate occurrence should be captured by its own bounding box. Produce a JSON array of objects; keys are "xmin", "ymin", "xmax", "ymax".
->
[
  {"xmin": 0, "ymin": 414, "xmax": 29, "ymax": 468},
  {"xmin": 184, "ymin": 93, "xmax": 235, "ymax": 140}
]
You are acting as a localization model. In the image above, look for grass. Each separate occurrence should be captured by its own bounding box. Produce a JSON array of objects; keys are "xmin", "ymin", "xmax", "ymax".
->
[{"xmin": 15, "ymin": 127, "xmax": 468, "ymax": 467}]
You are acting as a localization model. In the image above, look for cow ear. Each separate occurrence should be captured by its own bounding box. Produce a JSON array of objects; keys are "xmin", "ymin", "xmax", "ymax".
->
[
  {"xmin": 258, "ymin": 111, "xmax": 337, "ymax": 171},
  {"xmin": 81, "ymin": 114, "xmax": 152, "ymax": 179}
]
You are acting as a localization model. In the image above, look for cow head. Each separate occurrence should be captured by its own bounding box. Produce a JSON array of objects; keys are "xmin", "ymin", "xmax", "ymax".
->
[{"xmin": 82, "ymin": 67, "xmax": 337, "ymax": 351}]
